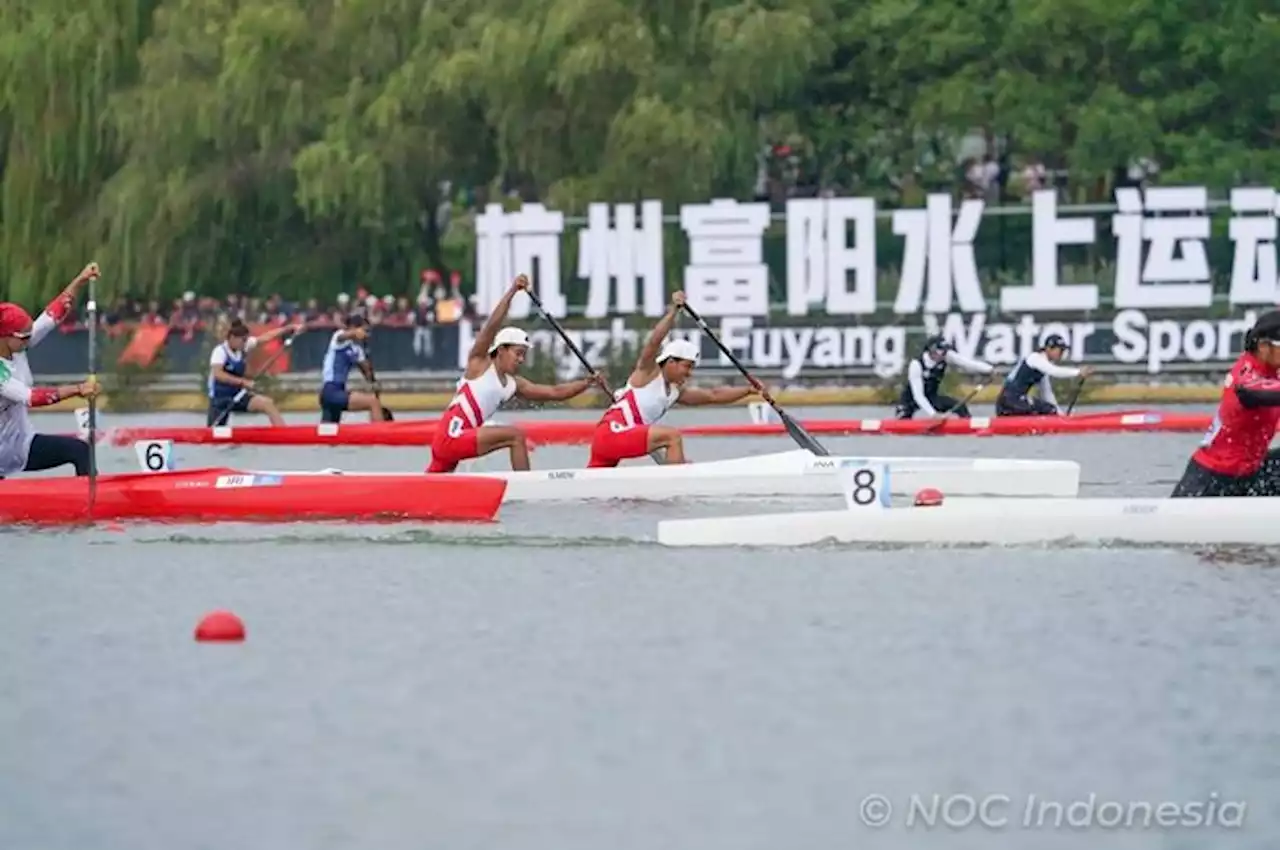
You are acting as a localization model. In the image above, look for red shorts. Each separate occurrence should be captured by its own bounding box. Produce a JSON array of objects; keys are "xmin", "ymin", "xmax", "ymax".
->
[
  {"xmin": 427, "ymin": 427, "xmax": 480, "ymax": 473},
  {"xmin": 587, "ymin": 422, "xmax": 651, "ymax": 468}
]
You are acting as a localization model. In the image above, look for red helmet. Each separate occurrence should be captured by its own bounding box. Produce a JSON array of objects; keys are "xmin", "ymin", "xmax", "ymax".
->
[{"xmin": 0, "ymin": 303, "xmax": 34, "ymax": 338}]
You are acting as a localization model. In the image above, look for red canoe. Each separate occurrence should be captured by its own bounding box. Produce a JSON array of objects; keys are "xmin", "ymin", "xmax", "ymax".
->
[
  {"xmin": 102, "ymin": 409, "xmax": 1214, "ymax": 447},
  {"xmin": 0, "ymin": 468, "xmax": 506, "ymax": 526}
]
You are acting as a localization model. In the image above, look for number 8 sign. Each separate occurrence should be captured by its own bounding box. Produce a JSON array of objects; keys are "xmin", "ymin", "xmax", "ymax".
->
[{"xmin": 838, "ymin": 463, "xmax": 891, "ymax": 511}]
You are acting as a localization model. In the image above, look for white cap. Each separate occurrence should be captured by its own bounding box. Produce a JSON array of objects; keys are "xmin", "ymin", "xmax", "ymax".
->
[
  {"xmin": 489, "ymin": 326, "xmax": 530, "ymax": 354},
  {"xmin": 657, "ymin": 339, "xmax": 700, "ymax": 364}
]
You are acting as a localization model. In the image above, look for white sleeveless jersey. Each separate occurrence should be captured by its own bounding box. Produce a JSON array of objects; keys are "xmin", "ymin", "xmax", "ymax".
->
[
  {"xmin": 0, "ymin": 309, "xmax": 57, "ymax": 474},
  {"xmin": 445, "ymin": 363, "xmax": 517, "ymax": 428},
  {"xmin": 605, "ymin": 377, "xmax": 681, "ymax": 428}
]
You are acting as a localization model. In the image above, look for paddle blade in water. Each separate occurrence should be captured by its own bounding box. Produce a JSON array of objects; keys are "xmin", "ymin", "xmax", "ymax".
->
[{"xmin": 778, "ymin": 408, "xmax": 829, "ymax": 456}]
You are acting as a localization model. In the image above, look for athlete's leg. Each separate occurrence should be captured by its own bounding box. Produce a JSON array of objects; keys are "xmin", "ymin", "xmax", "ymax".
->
[
  {"xmin": 1029, "ymin": 397, "xmax": 1059, "ymax": 415},
  {"xmin": 476, "ymin": 425, "xmax": 531, "ymax": 471},
  {"xmin": 319, "ymin": 384, "xmax": 348, "ymax": 423},
  {"xmin": 1244, "ymin": 448, "xmax": 1280, "ymax": 496},
  {"xmin": 23, "ymin": 434, "xmax": 91, "ymax": 476},
  {"xmin": 1171, "ymin": 458, "xmax": 1247, "ymax": 498},
  {"xmin": 648, "ymin": 425, "xmax": 686, "ymax": 463},
  {"xmin": 246, "ymin": 394, "xmax": 286, "ymax": 426},
  {"xmin": 994, "ymin": 390, "xmax": 1030, "ymax": 416},
  {"xmin": 587, "ymin": 424, "xmax": 653, "ymax": 467},
  {"xmin": 344, "ymin": 390, "xmax": 384, "ymax": 422},
  {"xmin": 932, "ymin": 393, "xmax": 970, "ymax": 417}
]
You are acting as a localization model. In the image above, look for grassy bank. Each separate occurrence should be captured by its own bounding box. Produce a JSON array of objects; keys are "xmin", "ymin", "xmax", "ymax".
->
[{"xmin": 31, "ymin": 382, "xmax": 1218, "ymax": 415}]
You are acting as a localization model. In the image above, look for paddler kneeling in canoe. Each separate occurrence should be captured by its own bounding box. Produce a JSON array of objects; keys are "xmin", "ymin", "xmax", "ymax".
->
[
  {"xmin": 587, "ymin": 291, "xmax": 771, "ymax": 467},
  {"xmin": 895, "ymin": 334, "xmax": 997, "ymax": 420},
  {"xmin": 207, "ymin": 318, "xmax": 299, "ymax": 426},
  {"xmin": 0, "ymin": 299, "xmax": 99, "ymax": 479},
  {"xmin": 995, "ymin": 334, "xmax": 1094, "ymax": 416},
  {"xmin": 319, "ymin": 314, "xmax": 385, "ymax": 423},
  {"xmin": 1172, "ymin": 309, "xmax": 1280, "ymax": 498},
  {"xmin": 426, "ymin": 273, "xmax": 606, "ymax": 473}
]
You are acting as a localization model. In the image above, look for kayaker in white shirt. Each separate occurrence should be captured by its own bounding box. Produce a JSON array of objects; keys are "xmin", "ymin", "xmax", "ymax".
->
[
  {"xmin": 0, "ymin": 263, "xmax": 101, "ymax": 478},
  {"xmin": 996, "ymin": 334, "xmax": 1095, "ymax": 415},
  {"xmin": 895, "ymin": 334, "xmax": 997, "ymax": 419}
]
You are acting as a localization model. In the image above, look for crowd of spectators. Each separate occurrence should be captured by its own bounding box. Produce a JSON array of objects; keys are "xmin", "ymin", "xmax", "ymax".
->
[{"xmin": 81, "ymin": 270, "xmax": 478, "ymax": 339}]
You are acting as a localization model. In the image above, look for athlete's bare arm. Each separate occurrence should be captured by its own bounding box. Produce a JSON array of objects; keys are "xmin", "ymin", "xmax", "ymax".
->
[
  {"xmin": 630, "ymin": 291, "xmax": 685, "ymax": 386},
  {"xmin": 513, "ymin": 374, "xmax": 603, "ymax": 403},
  {"xmin": 678, "ymin": 383, "xmax": 768, "ymax": 406},
  {"xmin": 256, "ymin": 324, "xmax": 297, "ymax": 345},
  {"xmin": 466, "ymin": 275, "xmax": 529, "ymax": 378}
]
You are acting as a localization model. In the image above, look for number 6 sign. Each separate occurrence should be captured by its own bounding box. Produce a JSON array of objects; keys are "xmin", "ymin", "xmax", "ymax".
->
[{"xmin": 133, "ymin": 440, "xmax": 175, "ymax": 473}]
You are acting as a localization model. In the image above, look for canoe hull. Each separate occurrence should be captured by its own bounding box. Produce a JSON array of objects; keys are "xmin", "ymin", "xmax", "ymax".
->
[
  {"xmin": 481, "ymin": 450, "xmax": 1080, "ymax": 501},
  {"xmin": 0, "ymin": 468, "xmax": 506, "ymax": 525},
  {"xmin": 657, "ymin": 497, "xmax": 1280, "ymax": 547},
  {"xmin": 249, "ymin": 451, "xmax": 1080, "ymax": 501}
]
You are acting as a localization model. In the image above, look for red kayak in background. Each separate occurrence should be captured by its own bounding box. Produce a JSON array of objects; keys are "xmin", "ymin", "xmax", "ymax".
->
[
  {"xmin": 98, "ymin": 409, "xmax": 1211, "ymax": 447},
  {"xmin": 0, "ymin": 468, "xmax": 506, "ymax": 526}
]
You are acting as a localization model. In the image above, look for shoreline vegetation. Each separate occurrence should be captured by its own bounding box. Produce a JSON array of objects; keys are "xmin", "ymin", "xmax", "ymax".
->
[{"xmin": 4, "ymin": 0, "xmax": 1276, "ymax": 305}]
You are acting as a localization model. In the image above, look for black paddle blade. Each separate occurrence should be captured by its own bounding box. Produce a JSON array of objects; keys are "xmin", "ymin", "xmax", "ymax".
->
[
  {"xmin": 777, "ymin": 408, "xmax": 828, "ymax": 456},
  {"xmin": 381, "ymin": 407, "xmax": 395, "ymax": 421}
]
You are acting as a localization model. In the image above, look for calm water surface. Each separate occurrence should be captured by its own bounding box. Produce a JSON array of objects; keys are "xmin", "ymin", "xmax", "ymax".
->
[{"xmin": 2, "ymin": 405, "xmax": 1277, "ymax": 850}]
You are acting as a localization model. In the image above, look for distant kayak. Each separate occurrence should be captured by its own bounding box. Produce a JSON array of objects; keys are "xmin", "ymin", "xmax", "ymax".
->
[{"xmin": 95, "ymin": 409, "xmax": 1209, "ymax": 447}]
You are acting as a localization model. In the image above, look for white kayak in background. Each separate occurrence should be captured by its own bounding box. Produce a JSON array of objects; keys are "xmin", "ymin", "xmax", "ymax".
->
[
  {"xmin": 131, "ymin": 442, "xmax": 1079, "ymax": 504},
  {"xmin": 467, "ymin": 449, "xmax": 1079, "ymax": 502},
  {"xmin": 657, "ymin": 496, "xmax": 1280, "ymax": 548}
]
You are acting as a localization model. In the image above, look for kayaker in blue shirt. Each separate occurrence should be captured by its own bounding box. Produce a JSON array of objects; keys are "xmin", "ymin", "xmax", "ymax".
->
[
  {"xmin": 319, "ymin": 315, "xmax": 385, "ymax": 423},
  {"xmin": 207, "ymin": 319, "xmax": 296, "ymax": 426}
]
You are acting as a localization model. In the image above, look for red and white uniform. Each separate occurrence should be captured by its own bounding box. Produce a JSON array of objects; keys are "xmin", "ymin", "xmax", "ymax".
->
[
  {"xmin": 1192, "ymin": 351, "xmax": 1280, "ymax": 477},
  {"xmin": 587, "ymin": 377, "xmax": 681, "ymax": 467},
  {"xmin": 0, "ymin": 298, "xmax": 75, "ymax": 475},
  {"xmin": 427, "ymin": 364, "xmax": 517, "ymax": 472}
]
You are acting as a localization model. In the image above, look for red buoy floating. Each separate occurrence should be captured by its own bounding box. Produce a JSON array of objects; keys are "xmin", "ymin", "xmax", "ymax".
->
[
  {"xmin": 914, "ymin": 487, "xmax": 944, "ymax": 507},
  {"xmin": 195, "ymin": 610, "xmax": 245, "ymax": 642}
]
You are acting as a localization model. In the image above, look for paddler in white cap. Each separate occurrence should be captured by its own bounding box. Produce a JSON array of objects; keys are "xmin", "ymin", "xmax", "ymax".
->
[
  {"xmin": 586, "ymin": 290, "xmax": 771, "ymax": 467},
  {"xmin": 427, "ymin": 273, "xmax": 605, "ymax": 473}
]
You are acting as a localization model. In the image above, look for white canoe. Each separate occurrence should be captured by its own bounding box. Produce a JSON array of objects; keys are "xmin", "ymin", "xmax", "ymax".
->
[
  {"xmin": 235, "ymin": 449, "xmax": 1079, "ymax": 502},
  {"xmin": 657, "ymin": 496, "xmax": 1280, "ymax": 547},
  {"xmin": 468, "ymin": 449, "xmax": 1078, "ymax": 502}
]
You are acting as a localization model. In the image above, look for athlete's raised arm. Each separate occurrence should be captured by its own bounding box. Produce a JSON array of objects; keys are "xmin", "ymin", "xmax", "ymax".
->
[
  {"xmin": 467, "ymin": 275, "xmax": 530, "ymax": 373},
  {"xmin": 31, "ymin": 262, "xmax": 99, "ymax": 347},
  {"xmin": 631, "ymin": 291, "xmax": 685, "ymax": 384}
]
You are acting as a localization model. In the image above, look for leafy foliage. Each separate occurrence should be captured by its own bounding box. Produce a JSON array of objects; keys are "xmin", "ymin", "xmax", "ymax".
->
[{"xmin": 2, "ymin": 0, "xmax": 1277, "ymax": 301}]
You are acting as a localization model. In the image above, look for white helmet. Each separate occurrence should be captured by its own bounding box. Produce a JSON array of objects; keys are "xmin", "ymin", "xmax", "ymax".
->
[
  {"xmin": 657, "ymin": 339, "xmax": 700, "ymax": 364},
  {"xmin": 489, "ymin": 326, "xmax": 530, "ymax": 354}
]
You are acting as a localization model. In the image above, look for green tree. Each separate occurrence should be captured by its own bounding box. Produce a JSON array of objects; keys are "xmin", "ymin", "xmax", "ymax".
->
[
  {"xmin": 3, "ymin": 0, "xmax": 1280, "ymax": 305},
  {"xmin": 0, "ymin": 0, "xmax": 157, "ymax": 304}
]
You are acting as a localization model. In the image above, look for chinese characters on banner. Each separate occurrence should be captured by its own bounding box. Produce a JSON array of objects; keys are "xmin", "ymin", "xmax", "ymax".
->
[{"xmin": 470, "ymin": 187, "xmax": 1280, "ymax": 375}]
